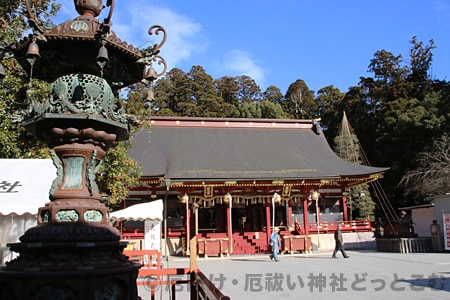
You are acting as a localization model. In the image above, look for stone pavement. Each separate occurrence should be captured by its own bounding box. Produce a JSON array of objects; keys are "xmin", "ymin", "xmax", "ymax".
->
[{"xmin": 138, "ymin": 250, "xmax": 450, "ymax": 299}]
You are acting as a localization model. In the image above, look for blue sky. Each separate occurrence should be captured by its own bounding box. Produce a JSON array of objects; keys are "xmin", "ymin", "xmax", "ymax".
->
[{"xmin": 54, "ymin": 0, "xmax": 450, "ymax": 94}]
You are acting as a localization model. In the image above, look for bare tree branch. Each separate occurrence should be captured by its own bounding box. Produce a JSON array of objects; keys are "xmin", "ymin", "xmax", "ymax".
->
[{"xmin": 399, "ymin": 135, "xmax": 450, "ymax": 197}]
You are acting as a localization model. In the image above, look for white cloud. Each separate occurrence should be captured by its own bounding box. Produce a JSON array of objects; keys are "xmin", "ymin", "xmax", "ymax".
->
[
  {"xmin": 112, "ymin": 2, "xmax": 208, "ymax": 71},
  {"xmin": 53, "ymin": 1, "xmax": 266, "ymax": 87},
  {"xmin": 214, "ymin": 50, "xmax": 267, "ymax": 88}
]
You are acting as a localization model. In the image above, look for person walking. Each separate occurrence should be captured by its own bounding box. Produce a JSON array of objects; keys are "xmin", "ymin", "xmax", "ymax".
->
[
  {"xmin": 269, "ymin": 227, "xmax": 281, "ymax": 262},
  {"xmin": 332, "ymin": 224, "xmax": 349, "ymax": 258}
]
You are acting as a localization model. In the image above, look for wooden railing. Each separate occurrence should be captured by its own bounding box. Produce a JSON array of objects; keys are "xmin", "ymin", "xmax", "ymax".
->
[
  {"xmin": 308, "ymin": 220, "xmax": 371, "ymax": 233},
  {"xmin": 197, "ymin": 237, "xmax": 229, "ymax": 258},
  {"xmin": 194, "ymin": 270, "xmax": 231, "ymax": 300},
  {"xmin": 122, "ymin": 230, "xmax": 144, "ymax": 239},
  {"xmin": 281, "ymin": 235, "xmax": 312, "ymax": 254},
  {"xmin": 124, "ymin": 250, "xmax": 230, "ymax": 299},
  {"xmin": 376, "ymin": 237, "xmax": 432, "ymax": 253},
  {"xmin": 124, "ymin": 249, "xmax": 162, "ymax": 276}
]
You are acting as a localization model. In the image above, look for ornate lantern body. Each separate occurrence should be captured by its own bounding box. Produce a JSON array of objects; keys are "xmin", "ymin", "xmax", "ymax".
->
[{"xmin": 0, "ymin": 1, "xmax": 166, "ymax": 299}]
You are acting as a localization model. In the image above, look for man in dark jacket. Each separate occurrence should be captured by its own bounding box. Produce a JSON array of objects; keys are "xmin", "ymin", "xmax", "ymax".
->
[{"xmin": 332, "ymin": 224, "xmax": 349, "ymax": 258}]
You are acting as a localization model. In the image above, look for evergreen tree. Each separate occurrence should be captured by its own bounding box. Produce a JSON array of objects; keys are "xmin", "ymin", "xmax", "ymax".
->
[
  {"xmin": 215, "ymin": 76, "xmax": 240, "ymax": 106},
  {"xmin": 282, "ymin": 79, "xmax": 317, "ymax": 119},
  {"xmin": 188, "ymin": 66, "xmax": 224, "ymax": 117},
  {"xmin": 237, "ymin": 100, "xmax": 285, "ymax": 119},
  {"xmin": 334, "ymin": 112, "xmax": 375, "ymax": 220},
  {"xmin": 345, "ymin": 37, "xmax": 446, "ymax": 207},
  {"xmin": 315, "ymin": 85, "xmax": 344, "ymax": 134},
  {"xmin": 125, "ymin": 81, "xmax": 151, "ymax": 119},
  {"xmin": 97, "ymin": 140, "xmax": 143, "ymax": 206},
  {"xmin": 263, "ymin": 85, "xmax": 283, "ymax": 103},
  {"xmin": 235, "ymin": 75, "xmax": 262, "ymax": 103},
  {"xmin": 0, "ymin": 0, "xmax": 59, "ymax": 158}
]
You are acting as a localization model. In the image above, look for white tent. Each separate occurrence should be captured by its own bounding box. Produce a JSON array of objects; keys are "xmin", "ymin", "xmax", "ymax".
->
[
  {"xmin": 110, "ymin": 200, "xmax": 163, "ymax": 251},
  {"xmin": 0, "ymin": 159, "xmax": 56, "ymax": 264},
  {"xmin": 110, "ymin": 200, "xmax": 163, "ymax": 222}
]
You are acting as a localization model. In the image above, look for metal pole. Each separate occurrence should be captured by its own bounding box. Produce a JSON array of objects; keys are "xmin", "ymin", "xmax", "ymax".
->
[
  {"xmin": 185, "ymin": 194, "xmax": 190, "ymax": 255},
  {"xmin": 164, "ymin": 178, "xmax": 171, "ymax": 260},
  {"xmin": 272, "ymin": 194, "xmax": 275, "ymax": 230}
]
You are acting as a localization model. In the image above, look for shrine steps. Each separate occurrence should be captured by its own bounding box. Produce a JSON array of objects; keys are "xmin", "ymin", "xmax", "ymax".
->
[{"xmin": 232, "ymin": 232, "xmax": 268, "ymax": 255}]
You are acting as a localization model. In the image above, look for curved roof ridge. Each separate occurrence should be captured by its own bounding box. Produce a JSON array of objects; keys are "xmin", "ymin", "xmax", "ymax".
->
[{"xmin": 129, "ymin": 117, "xmax": 389, "ymax": 182}]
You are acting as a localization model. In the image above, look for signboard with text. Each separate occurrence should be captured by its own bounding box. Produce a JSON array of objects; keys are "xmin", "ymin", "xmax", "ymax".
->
[
  {"xmin": 443, "ymin": 213, "xmax": 450, "ymax": 251},
  {"xmin": 144, "ymin": 220, "xmax": 161, "ymax": 251}
]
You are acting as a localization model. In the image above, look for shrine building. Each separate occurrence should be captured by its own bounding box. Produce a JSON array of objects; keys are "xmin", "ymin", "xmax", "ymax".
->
[{"xmin": 123, "ymin": 116, "xmax": 388, "ymax": 257}]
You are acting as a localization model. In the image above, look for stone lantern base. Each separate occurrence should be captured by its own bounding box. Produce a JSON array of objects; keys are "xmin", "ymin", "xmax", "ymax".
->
[
  {"xmin": 0, "ymin": 137, "xmax": 141, "ymax": 299},
  {"xmin": 0, "ymin": 224, "xmax": 140, "ymax": 299}
]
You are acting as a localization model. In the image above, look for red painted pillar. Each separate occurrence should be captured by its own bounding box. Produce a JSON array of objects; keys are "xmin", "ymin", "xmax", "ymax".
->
[
  {"xmin": 287, "ymin": 204, "xmax": 293, "ymax": 228},
  {"xmin": 342, "ymin": 195, "xmax": 348, "ymax": 222},
  {"xmin": 266, "ymin": 204, "xmax": 271, "ymax": 244},
  {"xmin": 303, "ymin": 197, "xmax": 309, "ymax": 235},
  {"xmin": 227, "ymin": 204, "xmax": 232, "ymax": 254}
]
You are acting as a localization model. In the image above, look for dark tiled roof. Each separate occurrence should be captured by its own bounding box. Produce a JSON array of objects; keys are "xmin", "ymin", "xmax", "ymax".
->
[{"xmin": 129, "ymin": 117, "xmax": 388, "ymax": 181}]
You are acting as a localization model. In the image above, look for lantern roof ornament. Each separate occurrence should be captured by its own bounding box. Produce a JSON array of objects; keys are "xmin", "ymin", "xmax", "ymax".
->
[
  {"xmin": 5, "ymin": 0, "xmax": 167, "ymax": 144},
  {"xmin": 12, "ymin": 0, "xmax": 167, "ymax": 90}
]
